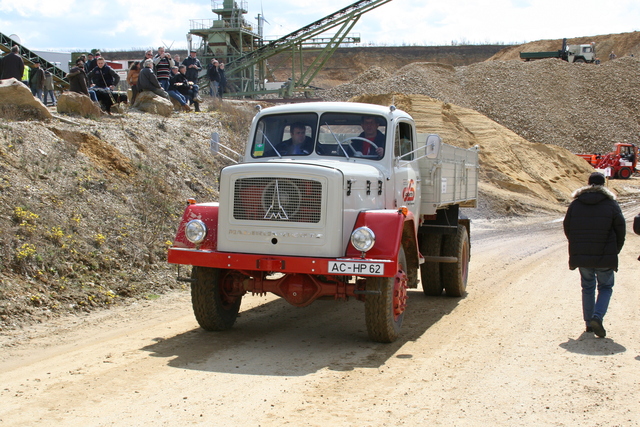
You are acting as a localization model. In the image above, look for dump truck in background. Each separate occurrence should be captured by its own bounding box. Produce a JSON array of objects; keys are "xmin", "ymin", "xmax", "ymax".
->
[
  {"xmin": 576, "ymin": 142, "xmax": 638, "ymax": 179},
  {"xmin": 520, "ymin": 38, "xmax": 598, "ymax": 63},
  {"xmin": 167, "ymin": 102, "xmax": 479, "ymax": 343}
]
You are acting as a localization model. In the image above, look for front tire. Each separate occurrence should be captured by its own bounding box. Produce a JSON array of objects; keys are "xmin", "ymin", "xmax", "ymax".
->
[
  {"xmin": 442, "ymin": 225, "xmax": 470, "ymax": 297},
  {"xmin": 191, "ymin": 267, "xmax": 242, "ymax": 331},
  {"xmin": 365, "ymin": 247, "xmax": 408, "ymax": 343}
]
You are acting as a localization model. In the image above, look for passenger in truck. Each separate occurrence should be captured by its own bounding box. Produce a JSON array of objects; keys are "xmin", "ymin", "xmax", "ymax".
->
[{"xmin": 273, "ymin": 122, "xmax": 314, "ymax": 155}]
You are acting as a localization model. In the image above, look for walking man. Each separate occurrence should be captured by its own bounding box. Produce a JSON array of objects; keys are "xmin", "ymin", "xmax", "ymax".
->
[{"xmin": 563, "ymin": 172, "xmax": 625, "ymax": 337}]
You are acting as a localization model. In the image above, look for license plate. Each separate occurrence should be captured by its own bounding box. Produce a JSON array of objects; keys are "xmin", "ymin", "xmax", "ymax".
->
[{"xmin": 328, "ymin": 261, "xmax": 384, "ymax": 276}]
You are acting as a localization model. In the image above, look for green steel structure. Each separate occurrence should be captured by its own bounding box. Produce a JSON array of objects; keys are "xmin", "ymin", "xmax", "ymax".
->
[
  {"xmin": 189, "ymin": 0, "xmax": 393, "ymax": 98},
  {"xmin": 0, "ymin": 31, "xmax": 69, "ymax": 90}
]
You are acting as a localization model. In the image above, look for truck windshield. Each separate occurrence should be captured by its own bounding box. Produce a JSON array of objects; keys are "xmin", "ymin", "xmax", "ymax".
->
[
  {"xmin": 251, "ymin": 112, "xmax": 387, "ymax": 160},
  {"xmin": 318, "ymin": 113, "xmax": 387, "ymax": 160}
]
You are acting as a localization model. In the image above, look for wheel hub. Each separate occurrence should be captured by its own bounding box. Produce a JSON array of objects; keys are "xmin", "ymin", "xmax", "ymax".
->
[{"xmin": 393, "ymin": 269, "xmax": 408, "ymax": 319}]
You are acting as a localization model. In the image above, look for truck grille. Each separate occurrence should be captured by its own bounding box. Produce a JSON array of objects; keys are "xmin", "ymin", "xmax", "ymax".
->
[{"xmin": 233, "ymin": 177, "xmax": 322, "ymax": 223}]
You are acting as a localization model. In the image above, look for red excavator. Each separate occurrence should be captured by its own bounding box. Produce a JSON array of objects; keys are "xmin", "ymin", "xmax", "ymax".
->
[{"xmin": 576, "ymin": 142, "xmax": 638, "ymax": 179}]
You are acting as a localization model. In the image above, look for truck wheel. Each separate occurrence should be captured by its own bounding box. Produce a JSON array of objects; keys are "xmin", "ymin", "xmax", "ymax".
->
[
  {"xmin": 191, "ymin": 267, "xmax": 242, "ymax": 331},
  {"xmin": 617, "ymin": 167, "xmax": 632, "ymax": 179},
  {"xmin": 420, "ymin": 234, "xmax": 443, "ymax": 296},
  {"xmin": 442, "ymin": 225, "xmax": 470, "ymax": 297},
  {"xmin": 365, "ymin": 246, "xmax": 408, "ymax": 343},
  {"xmin": 574, "ymin": 58, "xmax": 586, "ymax": 63}
]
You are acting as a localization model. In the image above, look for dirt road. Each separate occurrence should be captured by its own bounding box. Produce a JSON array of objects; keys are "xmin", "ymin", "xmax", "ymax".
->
[{"xmin": 1, "ymin": 211, "xmax": 639, "ymax": 426}]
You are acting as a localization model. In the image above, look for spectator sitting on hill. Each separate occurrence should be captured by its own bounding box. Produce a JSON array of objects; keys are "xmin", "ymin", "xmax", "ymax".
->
[
  {"xmin": 167, "ymin": 66, "xmax": 191, "ymax": 111},
  {"xmin": 138, "ymin": 59, "xmax": 169, "ymax": 99}
]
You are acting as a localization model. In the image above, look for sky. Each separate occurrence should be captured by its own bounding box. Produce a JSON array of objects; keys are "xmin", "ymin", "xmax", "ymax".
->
[{"xmin": 1, "ymin": 0, "xmax": 639, "ymax": 52}]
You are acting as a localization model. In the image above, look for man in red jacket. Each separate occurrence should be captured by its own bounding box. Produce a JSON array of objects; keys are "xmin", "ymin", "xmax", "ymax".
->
[{"xmin": 563, "ymin": 172, "xmax": 626, "ymax": 338}]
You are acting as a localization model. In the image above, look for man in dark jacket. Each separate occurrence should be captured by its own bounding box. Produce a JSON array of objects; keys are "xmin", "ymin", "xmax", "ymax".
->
[
  {"xmin": 68, "ymin": 58, "xmax": 90, "ymax": 96},
  {"xmin": 563, "ymin": 172, "xmax": 626, "ymax": 337},
  {"xmin": 29, "ymin": 60, "xmax": 45, "ymax": 101},
  {"xmin": 0, "ymin": 46, "xmax": 25, "ymax": 81},
  {"xmin": 138, "ymin": 59, "xmax": 169, "ymax": 99}
]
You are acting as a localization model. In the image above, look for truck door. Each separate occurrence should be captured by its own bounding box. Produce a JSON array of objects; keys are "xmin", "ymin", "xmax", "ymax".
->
[{"xmin": 393, "ymin": 121, "xmax": 420, "ymax": 222}]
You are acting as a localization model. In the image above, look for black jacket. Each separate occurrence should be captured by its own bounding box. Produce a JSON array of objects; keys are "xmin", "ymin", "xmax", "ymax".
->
[
  {"xmin": 634, "ymin": 213, "xmax": 640, "ymax": 235},
  {"xmin": 182, "ymin": 56, "xmax": 202, "ymax": 82},
  {"xmin": 138, "ymin": 67, "xmax": 161, "ymax": 91},
  {"xmin": 88, "ymin": 65, "xmax": 120, "ymax": 88},
  {"xmin": 1, "ymin": 52, "xmax": 25, "ymax": 81},
  {"xmin": 563, "ymin": 185, "xmax": 626, "ymax": 270}
]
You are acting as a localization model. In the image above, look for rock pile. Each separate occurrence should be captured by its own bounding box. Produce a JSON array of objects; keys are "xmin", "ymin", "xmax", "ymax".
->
[{"xmin": 323, "ymin": 57, "xmax": 640, "ymax": 154}]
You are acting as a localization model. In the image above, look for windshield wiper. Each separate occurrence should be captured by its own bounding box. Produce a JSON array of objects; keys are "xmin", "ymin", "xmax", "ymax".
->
[
  {"xmin": 258, "ymin": 130, "xmax": 281, "ymax": 158},
  {"xmin": 324, "ymin": 122, "xmax": 350, "ymax": 159}
]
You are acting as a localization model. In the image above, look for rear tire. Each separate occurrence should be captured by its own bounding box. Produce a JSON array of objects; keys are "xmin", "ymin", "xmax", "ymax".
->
[
  {"xmin": 365, "ymin": 246, "xmax": 408, "ymax": 343},
  {"xmin": 617, "ymin": 167, "xmax": 632, "ymax": 179},
  {"xmin": 191, "ymin": 267, "xmax": 242, "ymax": 331},
  {"xmin": 442, "ymin": 225, "xmax": 470, "ymax": 297},
  {"xmin": 420, "ymin": 234, "xmax": 444, "ymax": 296}
]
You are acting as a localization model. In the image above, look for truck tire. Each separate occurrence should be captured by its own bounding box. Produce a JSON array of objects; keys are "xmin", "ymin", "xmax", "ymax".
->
[
  {"xmin": 574, "ymin": 58, "xmax": 586, "ymax": 63},
  {"xmin": 442, "ymin": 225, "xmax": 469, "ymax": 297},
  {"xmin": 617, "ymin": 167, "xmax": 632, "ymax": 179},
  {"xmin": 365, "ymin": 246, "xmax": 408, "ymax": 343},
  {"xmin": 191, "ymin": 266, "xmax": 242, "ymax": 331},
  {"xmin": 420, "ymin": 234, "xmax": 444, "ymax": 296}
]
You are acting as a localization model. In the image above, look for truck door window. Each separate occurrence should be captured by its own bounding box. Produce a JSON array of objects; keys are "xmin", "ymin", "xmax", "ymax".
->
[
  {"xmin": 394, "ymin": 122, "xmax": 414, "ymax": 160},
  {"xmin": 251, "ymin": 113, "xmax": 317, "ymax": 158},
  {"xmin": 317, "ymin": 113, "xmax": 386, "ymax": 159}
]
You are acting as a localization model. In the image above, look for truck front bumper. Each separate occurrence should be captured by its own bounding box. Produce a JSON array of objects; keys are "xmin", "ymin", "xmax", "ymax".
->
[{"xmin": 168, "ymin": 247, "xmax": 398, "ymax": 277}]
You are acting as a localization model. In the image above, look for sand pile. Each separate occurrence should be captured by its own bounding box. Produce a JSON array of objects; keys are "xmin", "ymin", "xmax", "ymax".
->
[{"xmin": 351, "ymin": 93, "xmax": 603, "ymax": 218}]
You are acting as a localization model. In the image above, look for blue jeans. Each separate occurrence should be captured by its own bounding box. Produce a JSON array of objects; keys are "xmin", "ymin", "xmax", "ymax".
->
[
  {"xmin": 159, "ymin": 78, "xmax": 170, "ymax": 91},
  {"xmin": 579, "ymin": 267, "xmax": 614, "ymax": 326},
  {"xmin": 31, "ymin": 87, "xmax": 43, "ymax": 101},
  {"xmin": 44, "ymin": 90, "xmax": 57, "ymax": 105},
  {"xmin": 168, "ymin": 90, "xmax": 187, "ymax": 105}
]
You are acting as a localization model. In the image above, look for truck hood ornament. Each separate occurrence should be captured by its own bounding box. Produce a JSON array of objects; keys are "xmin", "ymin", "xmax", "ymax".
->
[{"xmin": 264, "ymin": 180, "xmax": 289, "ymax": 220}]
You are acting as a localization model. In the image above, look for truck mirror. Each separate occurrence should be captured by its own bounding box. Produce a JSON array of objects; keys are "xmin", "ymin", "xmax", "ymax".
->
[
  {"xmin": 425, "ymin": 134, "xmax": 442, "ymax": 159},
  {"xmin": 210, "ymin": 132, "xmax": 220, "ymax": 155}
]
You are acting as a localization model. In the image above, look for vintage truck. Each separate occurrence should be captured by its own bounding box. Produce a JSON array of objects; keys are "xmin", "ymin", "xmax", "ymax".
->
[
  {"xmin": 168, "ymin": 102, "xmax": 479, "ymax": 342},
  {"xmin": 520, "ymin": 38, "xmax": 597, "ymax": 63}
]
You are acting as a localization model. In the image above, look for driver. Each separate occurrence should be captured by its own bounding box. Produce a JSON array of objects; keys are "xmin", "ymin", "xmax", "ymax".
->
[
  {"xmin": 353, "ymin": 116, "xmax": 385, "ymax": 157},
  {"xmin": 274, "ymin": 122, "xmax": 314, "ymax": 155}
]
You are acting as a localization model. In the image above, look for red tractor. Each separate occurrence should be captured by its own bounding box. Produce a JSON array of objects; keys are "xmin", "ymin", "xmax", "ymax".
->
[{"xmin": 576, "ymin": 143, "xmax": 638, "ymax": 179}]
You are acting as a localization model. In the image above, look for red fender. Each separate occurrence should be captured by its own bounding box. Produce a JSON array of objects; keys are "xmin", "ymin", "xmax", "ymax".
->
[
  {"xmin": 345, "ymin": 209, "xmax": 408, "ymax": 259},
  {"xmin": 171, "ymin": 203, "xmax": 219, "ymax": 251}
]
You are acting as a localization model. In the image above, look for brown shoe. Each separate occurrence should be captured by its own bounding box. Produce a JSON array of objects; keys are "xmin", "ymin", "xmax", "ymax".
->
[{"xmin": 182, "ymin": 104, "xmax": 191, "ymax": 112}]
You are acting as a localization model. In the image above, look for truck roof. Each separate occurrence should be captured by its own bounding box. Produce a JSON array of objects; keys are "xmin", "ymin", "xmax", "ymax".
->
[{"xmin": 255, "ymin": 101, "xmax": 413, "ymax": 121}]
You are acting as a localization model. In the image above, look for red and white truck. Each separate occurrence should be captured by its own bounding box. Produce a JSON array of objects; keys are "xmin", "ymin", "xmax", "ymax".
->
[{"xmin": 168, "ymin": 102, "xmax": 479, "ymax": 342}]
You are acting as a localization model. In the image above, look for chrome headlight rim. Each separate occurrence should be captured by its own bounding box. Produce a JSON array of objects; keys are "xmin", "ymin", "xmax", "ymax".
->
[
  {"xmin": 351, "ymin": 226, "xmax": 376, "ymax": 252},
  {"xmin": 185, "ymin": 219, "xmax": 207, "ymax": 244}
]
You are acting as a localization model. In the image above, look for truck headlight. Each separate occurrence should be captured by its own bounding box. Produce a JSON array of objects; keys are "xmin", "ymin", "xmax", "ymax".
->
[
  {"xmin": 185, "ymin": 220, "xmax": 207, "ymax": 244},
  {"xmin": 351, "ymin": 227, "xmax": 375, "ymax": 252}
]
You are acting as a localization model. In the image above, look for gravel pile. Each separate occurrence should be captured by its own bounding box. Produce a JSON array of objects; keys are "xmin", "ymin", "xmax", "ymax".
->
[{"xmin": 323, "ymin": 57, "xmax": 640, "ymax": 154}]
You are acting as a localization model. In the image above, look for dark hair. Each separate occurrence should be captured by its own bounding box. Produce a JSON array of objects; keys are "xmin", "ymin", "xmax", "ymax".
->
[
  {"xmin": 129, "ymin": 61, "xmax": 140, "ymax": 71},
  {"xmin": 588, "ymin": 172, "xmax": 606, "ymax": 186},
  {"xmin": 75, "ymin": 58, "xmax": 84, "ymax": 65},
  {"xmin": 290, "ymin": 122, "xmax": 307, "ymax": 133}
]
